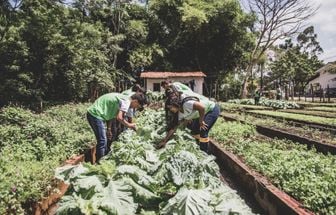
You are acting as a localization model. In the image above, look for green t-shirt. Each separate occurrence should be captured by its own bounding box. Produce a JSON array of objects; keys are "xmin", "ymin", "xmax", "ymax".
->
[
  {"xmin": 87, "ymin": 93, "xmax": 130, "ymax": 121},
  {"xmin": 178, "ymin": 93, "xmax": 216, "ymax": 120}
]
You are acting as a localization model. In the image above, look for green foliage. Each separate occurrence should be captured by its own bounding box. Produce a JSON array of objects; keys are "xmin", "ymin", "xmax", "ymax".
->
[
  {"xmin": 224, "ymin": 112, "xmax": 336, "ymax": 145},
  {"xmin": 0, "ymin": 104, "xmax": 93, "ymax": 214},
  {"xmin": 56, "ymin": 109, "xmax": 255, "ymax": 214},
  {"xmin": 249, "ymin": 110, "xmax": 336, "ymax": 126},
  {"xmin": 228, "ymin": 98, "xmax": 301, "ymax": 109},
  {"xmin": 270, "ymin": 27, "xmax": 324, "ymax": 94},
  {"xmin": 149, "ymin": 0, "xmax": 255, "ymax": 78},
  {"xmin": 211, "ymin": 120, "xmax": 336, "ymax": 214}
]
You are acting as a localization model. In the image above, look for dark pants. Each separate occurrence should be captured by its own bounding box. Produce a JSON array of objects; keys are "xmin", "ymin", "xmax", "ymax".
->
[
  {"xmin": 87, "ymin": 112, "xmax": 108, "ymax": 162},
  {"xmin": 187, "ymin": 104, "xmax": 220, "ymax": 152},
  {"xmin": 255, "ymin": 97, "xmax": 260, "ymax": 105}
]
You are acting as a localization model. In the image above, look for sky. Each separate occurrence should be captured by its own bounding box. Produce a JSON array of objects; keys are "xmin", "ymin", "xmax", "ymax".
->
[
  {"xmin": 240, "ymin": 0, "xmax": 336, "ymax": 63},
  {"xmin": 308, "ymin": 0, "xmax": 336, "ymax": 63}
]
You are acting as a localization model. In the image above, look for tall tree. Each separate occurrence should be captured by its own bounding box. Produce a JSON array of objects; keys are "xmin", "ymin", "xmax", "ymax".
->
[
  {"xmin": 149, "ymin": 0, "xmax": 255, "ymax": 94},
  {"xmin": 240, "ymin": 0, "xmax": 318, "ymax": 98},
  {"xmin": 270, "ymin": 26, "xmax": 323, "ymax": 98}
]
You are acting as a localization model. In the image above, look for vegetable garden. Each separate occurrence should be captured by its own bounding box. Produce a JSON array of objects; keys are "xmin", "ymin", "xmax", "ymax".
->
[
  {"xmin": 0, "ymin": 104, "xmax": 94, "ymax": 214},
  {"xmin": 1, "ymin": 100, "xmax": 336, "ymax": 214}
]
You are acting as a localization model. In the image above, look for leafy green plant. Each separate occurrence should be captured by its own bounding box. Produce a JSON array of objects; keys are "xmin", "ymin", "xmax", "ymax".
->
[
  {"xmin": 248, "ymin": 110, "xmax": 336, "ymax": 126},
  {"xmin": 0, "ymin": 104, "xmax": 93, "ymax": 214},
  {"xmin": 224, "ymin": 112, "xmax": 336, "ymax": 145},
  {"xmin": 56, "ymin": 109, "xmax": 255, "ymax": 215},
  {"xmin": 228, "ymin": 98, "xmax": 301, "ymax": 109},
  {"xmin": 211, "ymin": 120, "xmax": 336, "ymax": 214}
]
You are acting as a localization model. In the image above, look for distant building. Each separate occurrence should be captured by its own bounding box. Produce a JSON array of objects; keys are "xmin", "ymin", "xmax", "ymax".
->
[
  {"xmin": 307, "ymin": 62, "xmax": 336, "ymax": 94},
  {"xmin": 140, "ymin": 71, "xmax": 206, "ymax": 94}
]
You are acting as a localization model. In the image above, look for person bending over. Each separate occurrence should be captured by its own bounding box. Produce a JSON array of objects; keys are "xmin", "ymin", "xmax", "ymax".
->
[
  {"xmin": 158, "ymin": 94, "xmax": 220, "ymax": 152},
  {"xmin": 87, "ymin": 93, "xmax": 145, "ymax": 162}
]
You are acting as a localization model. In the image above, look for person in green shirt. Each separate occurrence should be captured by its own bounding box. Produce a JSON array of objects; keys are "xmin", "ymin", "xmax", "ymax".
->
[
  {"xmin": 87, "ymin": 93, "xmax": 145, "ymax": 162},
  {"xmin": 160, "ymin": 81, "xmax": 194, "ymax": 131},
  {"xmin": 158, "ymin": 92, "xmax": 220, "ymax": 153}
]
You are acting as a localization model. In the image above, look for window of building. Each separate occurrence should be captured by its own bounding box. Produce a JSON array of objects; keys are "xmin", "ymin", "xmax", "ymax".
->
[{"xmin": 153, "ymin": 83, "xmax": 161, "ymax": 92}]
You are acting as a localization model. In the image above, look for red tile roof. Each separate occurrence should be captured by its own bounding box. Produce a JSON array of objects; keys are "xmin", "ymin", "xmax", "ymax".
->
[{"xmin": 141, "ymin": 71, "xmax": 206, "ymax": 78}]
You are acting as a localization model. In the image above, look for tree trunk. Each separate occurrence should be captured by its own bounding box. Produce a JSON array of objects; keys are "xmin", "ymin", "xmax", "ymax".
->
[{"xmin": 240, "ymin": 64, "xmax": 253, "ymax": 98}]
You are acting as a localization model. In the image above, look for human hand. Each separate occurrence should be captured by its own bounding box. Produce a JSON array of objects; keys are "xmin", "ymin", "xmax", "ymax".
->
[
  {"xmin": 128, "ymin": 123, "xmax": 137, "ymax": 131},
  {"xmin": 200, "ymin": 121, "xmax": 208, "ymax": 130}
]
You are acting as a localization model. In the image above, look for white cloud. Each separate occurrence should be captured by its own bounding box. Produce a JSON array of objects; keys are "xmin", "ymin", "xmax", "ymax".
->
[{"xmin": 307, "ymin": 0, "xmax": 336, "ymax": 62}]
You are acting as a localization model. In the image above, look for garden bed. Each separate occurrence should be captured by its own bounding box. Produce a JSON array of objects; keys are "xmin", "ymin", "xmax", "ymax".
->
[
  {"xmin": 209, "ymin": 140, "xmax": 313, "ymax": 215},
  {"xmin": 247, "ymin": 110, "xmax": 336, "ymax": 132},
  {"xmin": 279, "ymin": 109, "xmax": 336, "ymax": 118},
  {"xmin": 0, "ymin": 104, "xmax": 94, "ymax": 214},
  {"xmin": 306, "ymin": 106, "xmax": 336, "ymax": 113},
  {"xmin": 210, "ymin": 119, "xmax": 336, "ymax": 214},
  {"xmin": 52, "ymin": 109, "xmax": 259, "ymax": 215},
  {"xmin": 222, "ymin": 114, "xmax": 336, "ymax": 155}
]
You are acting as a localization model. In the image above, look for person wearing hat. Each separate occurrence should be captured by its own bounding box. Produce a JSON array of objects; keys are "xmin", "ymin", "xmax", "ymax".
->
[
  {"xmin": 158, "ymin": 92, "xmax": 220, "ymax": 152},
  {"xmin": 87, "ymin": 93, "xmax": 145, "ymax": 162}
]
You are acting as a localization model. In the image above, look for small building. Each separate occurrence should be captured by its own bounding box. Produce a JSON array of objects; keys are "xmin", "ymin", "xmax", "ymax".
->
[
  {"xmin": 307, "ymin": 62, "xmax": 336, "ymax": 94},
  {"xmin": 140, "ymin": 71, "xmax": 206, "ymax": 94}
]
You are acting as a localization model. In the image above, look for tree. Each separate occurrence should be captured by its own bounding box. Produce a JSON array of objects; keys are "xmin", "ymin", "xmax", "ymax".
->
[
  {"xmin": 269, "ymin": 26, "xmax": 323, "ymax": 99},
  {"xmin": 0, "ymin": 0, "xmax": 121, "ymax": 105},
  {"xmin": 148, "ymin": 0, "xmax": 255, "ymax": 95},
  {"xmin": 240, "ymin": 0, "xmax": 318, "ymax": 98}
]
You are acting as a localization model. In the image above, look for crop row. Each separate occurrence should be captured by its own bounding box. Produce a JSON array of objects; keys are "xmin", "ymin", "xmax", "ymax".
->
[
  {"xmin": 223, "ymin": 112, "xmax": 336, "ymax": 145},
  {"xmin": 279, "ymin": 109, "xmax": 336, "ymax": 118},
  {"xmin": 227, "ymin": 98, "xmax": 300, "ymax": 109},
  {"xmin": 248, "ymin": 110, "xmax": 336, "ymax": 127},
  {"xmin": 0, "ymin": 104, "xmax": 93, "ymax": 214},
  {"xmin": 55, "ymin": 109, "xmax": 255, "ymax": 215},
  {"xmin": 210, "ymin": 119, "xmax": 336, "ymax": 214}
]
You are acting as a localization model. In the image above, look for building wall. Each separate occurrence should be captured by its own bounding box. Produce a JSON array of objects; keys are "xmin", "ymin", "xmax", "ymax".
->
[
  {"xmin": 308, "ymin": 72, "xmax": 336, "ymax": 90},
  {"xmin": 145, "ymin": 77, "xmax": 204, "ymax": 94}
]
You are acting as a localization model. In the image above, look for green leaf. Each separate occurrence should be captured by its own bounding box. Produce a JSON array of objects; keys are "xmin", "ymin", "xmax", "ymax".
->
[{"xmin": 160, "ymin": 188, "xmax": 213, "ymax": 215}]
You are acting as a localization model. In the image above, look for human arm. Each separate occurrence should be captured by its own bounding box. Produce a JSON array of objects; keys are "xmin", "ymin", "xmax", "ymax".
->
[
  {"xmin": 116, "ymin": 110, "xmax": 136, "ymax": 130},
  {"xmin": 157, "ymin": 126, "xmax": 177, "ymax": 149}
]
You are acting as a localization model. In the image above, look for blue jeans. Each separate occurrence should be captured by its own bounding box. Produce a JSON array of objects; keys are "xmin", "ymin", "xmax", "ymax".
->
[
  {"xmin": 187, "ymin": 104, "xmax": 220, "ymax": 152},
  {"xmin": 87, "ymin": 112, "xmax": 107, "ymax": 162}
]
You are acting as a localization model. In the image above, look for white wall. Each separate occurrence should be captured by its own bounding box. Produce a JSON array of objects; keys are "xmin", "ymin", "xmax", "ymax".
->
[
  {"xmin": 308, "ymin": 72, "xmax": 336, "ymax": 89},
  {"xmin": 145, "ymin": 77, "xmax": 204, "ymax": 94}
]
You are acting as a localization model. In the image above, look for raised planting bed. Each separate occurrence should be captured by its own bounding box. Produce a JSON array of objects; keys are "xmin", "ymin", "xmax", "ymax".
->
[
  {"xmin": 34, "ymin": 149, "xmax": 94, "ymax": 215},
  {"xmin": 209, "ymin": 141, "xmax": 313, "ymax": 215},
  {"xmin": 296, "ymin": 101, "xmax": 336, "ymax": 108},
  {"xmin": 221, "ymin": 113, "xmax": 336, "ymax": 145},
  {"xmin": 227, "ymin": 98, "xmax": 301, "ymax": 109},
  {"xmin": 53, "ymin": 109, "xmax": 259, "ymax": 215},
  {"xmin": 0, "ymin": 104, "xmax": 94, "ymax": 214},
  {"xmin": 279, "ymin": 109, "xmax": 336, "ymax": 118},
  {"xmin": 306, "ymin": 106, "xmax": 336, "ymax": 113},
  {"xmin": 247, "ymin": 110, "xmax": 336, "ymax": 132},
  {"xmin": 220, "ymin": 102, "xmax": 272, "ymax": 112},
  {"xmin": 210, "ymin": 119, "xmax": 336, "ymax": 214},
  {"xmin": 222, "ymin": 114, "xmax": 336, "ymax": 155}
]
